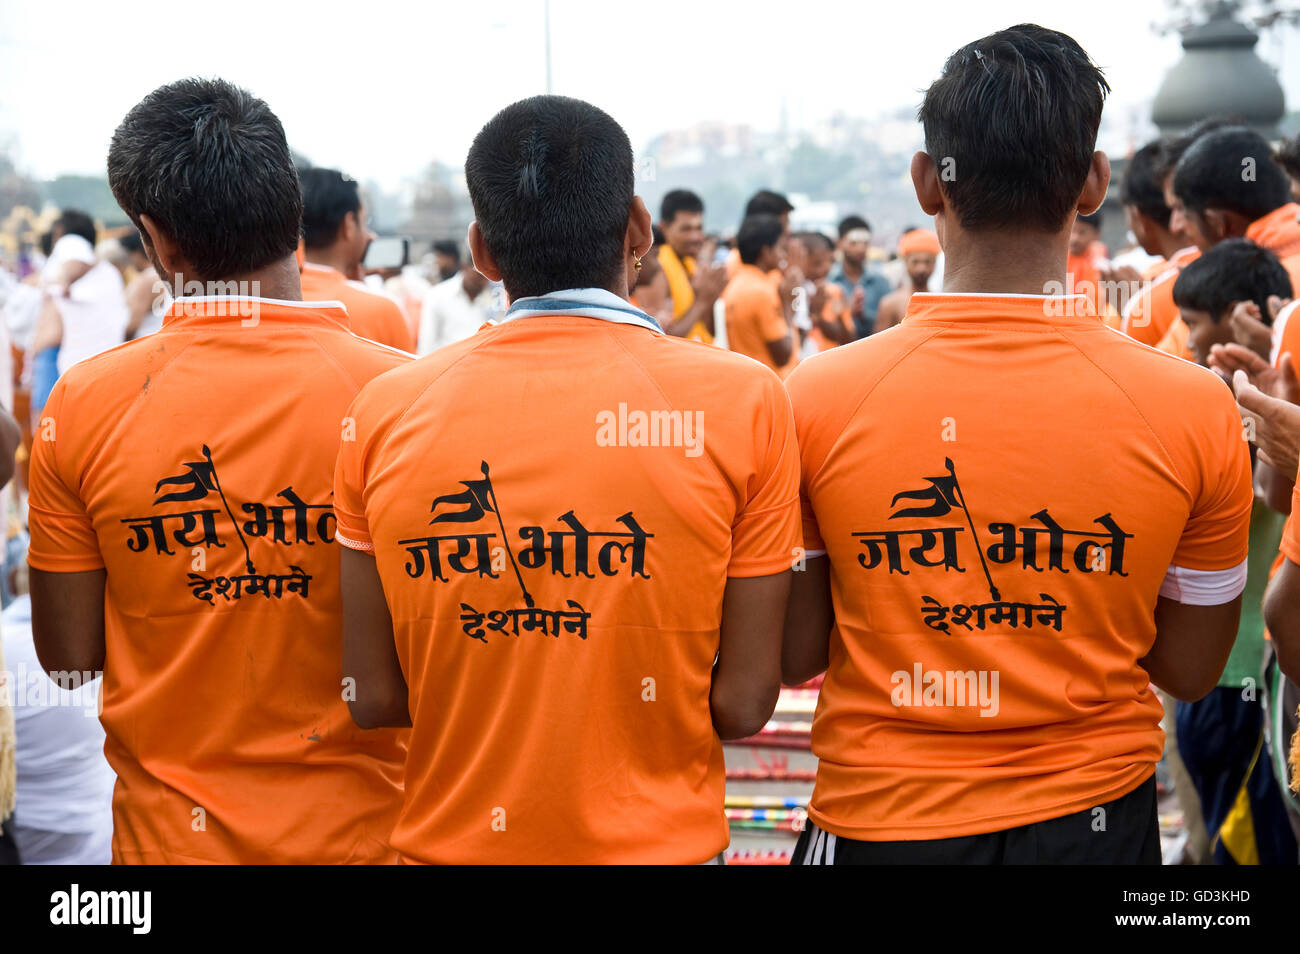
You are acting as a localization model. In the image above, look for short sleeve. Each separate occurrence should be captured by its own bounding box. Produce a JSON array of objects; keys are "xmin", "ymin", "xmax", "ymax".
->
[
  {"xmin": 1161, "ymin": 384, "xmax": 1252, "ymax": 603},
  {"xmin": 27, "ymin": 380, "xmax": 103, "ymax": 572},
  {"xmin": 1282, "ymin": 488, "xmax": 1300, "ymax": 565},
  {"xmin": 727, "ymin": 375, "xmax": 800, "ymax": 577},
  {"xmin": 800, "ymin": 494, "xmax": 825, "ymax": 554},
  {"xmin": 1272, "ymin": 300, "xmax": 1300, "ymax": 371},
  {"xmin": 333, "ymin": 393, "xmax": 375, "ymax": 552}
]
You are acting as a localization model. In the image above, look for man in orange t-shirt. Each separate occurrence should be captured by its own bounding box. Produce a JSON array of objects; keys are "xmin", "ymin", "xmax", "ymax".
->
[
  {"xmin": 1173, "ymin": 127, "xmax": 1300, "ymax": 512},
  {"xmin": 1119, "ymin": 138, "xmax": 1199, "ymax": 347},
  {"xmin": 782, "ymin": 25, "xmax": 1252, "ymax": 864},
  {"xmin": 26, "ymin": 79, "xmax": 410, "ymax": 864},
  {"xmin": 334, "ymin": 95, "xmax": 799, "ymax": 864},
  {"xmin": 723, "ymin": 214, "xmax": 798, "ymax": 378},
  {"xmin": 794, "ymin": 232, "xmax": 853, "ymax": 352},
  {"xmin": 300, "ymin": 167, "xmax": 416, "ymax": 352}
]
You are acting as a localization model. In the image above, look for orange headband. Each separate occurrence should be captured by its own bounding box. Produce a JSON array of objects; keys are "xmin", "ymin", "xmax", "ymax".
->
[{"xmin": 898, "ymin": 230, "xmax": 940, "ymax": 257}]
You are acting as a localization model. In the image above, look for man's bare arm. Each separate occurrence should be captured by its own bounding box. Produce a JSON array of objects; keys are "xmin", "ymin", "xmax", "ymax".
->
[
  {"xmin": 340, "ymin": 546, "xmax": 410, "ymax": 728},
  {"xmin": 712, "ymin": 571, "xmax": 791, "ymax": 739},
  {"xmin": 0, "ymin": 405, "xmax": 20, "ymax": 489},
  {"xmin": 782, "ymin": 554, "xmax": 833, "ymax": 685},
  {"xmin": 30, "ymin": 568, "xmax": 107, "ymax": 677},
  {"xmin": 1142, "ymin": 595, "xmax": 1242, "ymax": 702}
]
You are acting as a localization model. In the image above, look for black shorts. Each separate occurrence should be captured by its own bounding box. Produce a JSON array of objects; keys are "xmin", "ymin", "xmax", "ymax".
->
[{"xmin": 790, "ymin": 775, "xmax": 1160, "ymax": 864}]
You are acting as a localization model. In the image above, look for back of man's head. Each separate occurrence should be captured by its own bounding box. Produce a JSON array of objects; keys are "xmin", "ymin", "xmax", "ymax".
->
[
  {"xmin": 737, "ymin": 214, "xmax": 784, "ymax": 265},
  {"xmin": 745, "ymin": 190, "xmax": 793, "ymax": 219},
  {"xmin": 107, "ymin": 77, "xmax": 301, "ymax": 282},
  {"xmin": 1172, "ymin": 237, "xmax": 1292, "ymax": 324},
  {"xmin": 1173, "ymin": 126, "xmax": 1292, "ymax": 221},
  {"xmin": 300, "ymin": 168, "xmax": 362, "ymax": 250},
  {"xmin": 1153, "ymin": 116, "xmax": 1240, "ymax": 183},
  {"xmin": 1122, "ymin": 139, "xmax": 1172, "ymax": 229},
  {"xmin": 465, "ymin": 95, "xmax": 633, "ymax": 300},
  {"xmin": 919, "ymin": 23, "xmax": 1109, "ymax": 233},
  {"xmin": 660, "ymin": 189, "xmax": 703, "ymax": 224},
  {"xmin": 56, "ymin": 210, "xmax": 97, "ymax": 246}
]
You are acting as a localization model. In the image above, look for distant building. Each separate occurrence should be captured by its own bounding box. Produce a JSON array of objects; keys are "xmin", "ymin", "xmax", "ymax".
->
[{"xmin": 1152, "ymin": 0, "xmax": 1285, "ymax": 137}]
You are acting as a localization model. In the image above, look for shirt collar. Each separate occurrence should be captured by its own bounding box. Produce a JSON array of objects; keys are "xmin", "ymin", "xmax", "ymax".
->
[
  {"xmin": 502, "ymin": 287, "xmax": 663, "ymax": 334},
  {"xmin": 1245, "ymin": 202, "xmax": 1300, "ymax": 259},
  {"xmin": 904, "ymin": 291, "xmax": 1096, "ymax": 326},
  {"xmin": 162, "ymin": 295, "xmax": 350, "ymax": 330}
]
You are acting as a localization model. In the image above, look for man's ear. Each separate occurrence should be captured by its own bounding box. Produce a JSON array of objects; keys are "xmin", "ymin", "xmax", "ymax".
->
[
  {"xmin": 340, "ymin": 210, "xmax": 358, "ymax": 246},
  {"xmin": 627, "ymin": 196, "xmax": 653, "ymax": 259},
  {"xmin": 911, "ymin": 152, "xmax": 943, "ymax": 216},
  {"xmin": 467, "ymin": 222, "xmax": 502, "ymax": 282},
  {"xmin": 138, "ymin": 214, "xmax": 185, "ymax": 277},
  {"xmin": 1077, "ymin": 151, "xmax": 1111, "ymax": 216},
  {"xmin": 1203, "ymin": 209, "xmax": 1238, "ymax": 243}
]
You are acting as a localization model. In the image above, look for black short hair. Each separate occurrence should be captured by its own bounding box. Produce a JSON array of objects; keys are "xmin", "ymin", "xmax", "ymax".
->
[
  {"xmin": 1277, "ymin": 134, "xmax": 1300, "ymax": 180},
  {"xmin": 1122, "ymin": 140, "xmax": 1172, "ymax": 228},
  {"xmin": 1172, "ymin": 238, "xmax": 1292, "ymax": 323},
  {"xmin": 736, "ymin": 214, "xmax": 785, "ymax": 265},
  {"xmin": 794, "ymin": 230, "xmax": 834, "ymax": 253},
  {"xmin": 107, "ymin": 78, "xmax": 301, "ymax": 281},
  {"xmin": 838, "ymin": 215, "xmax": 871, "ymax": 237},
  {"xmin": 660, "ymin": 189, "xmax": 703, "ymax": 224},
  {"xmin": 300, "ymin": 168, "xmax": 362, "ymax": 250},
  {"xmin": 119, "ymin": 230, "xmax": 145, "ymax": 255},
  {"xmin": 465, "ymin": 95, "xmax": 633, "ymax": 299},
  {"xmin": 432, "ymin": 239, "xmax": 460, "ymax": 260},
  {"xmin": 745, "ymin": 190, "xmax": 794, "ymax": 217},
  {"xmin": 1173, "ymin": 127, "xmax": 1293, "ymax": 221},
  {"xmin": 39, "ymin": 230, "xmax": 54, "ymax": 258},
  {"xmin": 56, "ymin": 210, "xmax": 97, "ymax": 246},
  {"xmin": 919, "ymin": 23, "xmax": 1109, "ymax": 232},
  {"xmin": 1153, "ymin": 116, "xmax": 1242, "ymax": 182}
]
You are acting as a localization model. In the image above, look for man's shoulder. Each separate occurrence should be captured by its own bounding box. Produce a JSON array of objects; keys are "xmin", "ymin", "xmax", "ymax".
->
[
  {"xmin": 342, "ymin": 280, "xmax": 403, "ymax": 317},
  {"xmin": 54, "ymin": 333, "xmax": 159, "ymax": 395},
  {"xmin": 725, "ymin": 269, "xmax": 779, "ymax": 304},
  {"xmin": 1085, "ymin": 322, "xmax": 1217, "ymax": 382},
  {"xmin": 315, "ymin": 320, "xmax": 415, "ymax": 374}
]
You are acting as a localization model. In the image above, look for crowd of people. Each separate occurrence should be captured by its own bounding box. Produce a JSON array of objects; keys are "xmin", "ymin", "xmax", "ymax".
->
[{"xmin": 1, "ymin": 20, "xmax": 1300, "ymax": 866}]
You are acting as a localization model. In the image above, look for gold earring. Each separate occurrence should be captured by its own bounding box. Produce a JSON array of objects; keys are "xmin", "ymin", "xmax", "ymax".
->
[{"xmin": 633, "ymin": 249, "xmax": 644, "ymax": 271}]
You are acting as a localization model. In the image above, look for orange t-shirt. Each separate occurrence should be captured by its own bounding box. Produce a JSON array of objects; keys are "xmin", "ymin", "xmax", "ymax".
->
[
  {"xmin": 301, "ymin": 262, "xmax": 417, "ymax": 352},
  {"xmin": 1155, "ymin": 313, "xmax": 1194, "ymax": 362},
  {"xmin": 1246, "ymin": 202, "xmax": 1300, "ymax": 265},
  {"xmin": 724, "ymin": 263, "xmax": 798, "ymax": 378},
  {"xmin": 334, "ymin": 308, "xmax": 800, "ymax": 864},
  {"xmin": 27, "ymin": 296, "xmax": 412, "ymax": 863},
  {"xmin": 1121, "ymin": 246, "xmax": 1199, "ymax": 347},
  {"xmin": 785, "ymin": 292, "xmax": 1252, "ymax": 841},
  {"xmin": 1279, "ymin": 479, "xmax": 1300, "ymax": 566}
]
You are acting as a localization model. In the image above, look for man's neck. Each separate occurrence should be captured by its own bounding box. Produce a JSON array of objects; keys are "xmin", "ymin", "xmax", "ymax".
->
[
  {"xmin": 1156, "ymin": 230, "xmax": 1187, "ymax": 260},
  {"xmin": 841, "ymin": 258, "xmax": 864, "ymax": 280},
  {"xmin": 908, "ymin": 276, "xmax": 931, "ymax": 295},
  {"xmin": 941, "ymin": 229, "xmax": 1070, "ymax": 296},
  {"xmin": 187, "ymin": 256, "xmax": 302, "ymax": 300},
  {"xmin": 303, "ymin": 246, "xmax": 357, "ymax": 281}
]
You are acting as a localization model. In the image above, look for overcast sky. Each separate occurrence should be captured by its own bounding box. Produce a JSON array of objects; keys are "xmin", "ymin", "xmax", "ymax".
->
[{"xmin": 3, "ymin": 0, "xmax": 1299, "ymax": 188}]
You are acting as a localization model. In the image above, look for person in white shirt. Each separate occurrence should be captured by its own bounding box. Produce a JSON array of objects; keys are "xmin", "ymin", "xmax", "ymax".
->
[
  {"xmin": 417, "ymin": 264, "xmax": 502, "ymax": 355},
  {"xmin": 2, "ymin": 545, "xmax": 115, "ymax": 864},
  {"xmin": 30, "ymin": 212, "xmax": 130, "ymax": 378}
]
